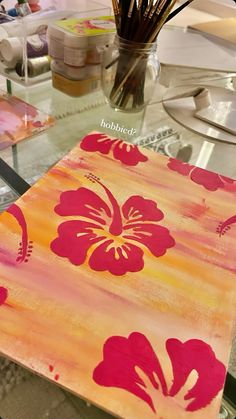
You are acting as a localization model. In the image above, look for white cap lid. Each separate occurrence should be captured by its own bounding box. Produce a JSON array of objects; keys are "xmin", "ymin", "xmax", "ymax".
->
[
  {"xmin": 0, "ymin": 37, "xmax": 23, "ymax": 62},
  {"xmin": 64, "ymin": 33, "xmax": 88, "ymax": 49},
  {"xmin": 0, "ymin": 27, "xmax": 8, "ymax": 42}
]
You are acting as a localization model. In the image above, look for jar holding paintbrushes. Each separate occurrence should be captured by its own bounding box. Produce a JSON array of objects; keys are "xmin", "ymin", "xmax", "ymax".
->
[
  {"xmin": 102, "ymin": 36, "xmax": 159, "ymax": 112},
  {"xmin": 103, "ymin": 0, "xmax": 194, "ymax": 113}
]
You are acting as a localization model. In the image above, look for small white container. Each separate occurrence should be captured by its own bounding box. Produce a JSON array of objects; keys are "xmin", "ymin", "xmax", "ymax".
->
[
  {"xmin": 51, "ymin": 58, "xmax": 86, "ymax": 80},
  {"xmin": 65, "ymin": 64, "xmax": 86, "ymax": 80},
  {"xmin": 64, "ymin": 33, "xmax": 87, "ymax": 67},
  {"xmin": 47, "ymin": 24, "xmax": 65, "ymax": 60},
  {"xmin": 51, "ymin": 58, "xmax": 67, "ymax": 74}
]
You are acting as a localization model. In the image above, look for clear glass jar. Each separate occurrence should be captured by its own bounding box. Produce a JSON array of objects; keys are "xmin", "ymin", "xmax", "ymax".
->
[{"xmin": 101, "ymin": 36, "xmax": 160, "ymax": 113}]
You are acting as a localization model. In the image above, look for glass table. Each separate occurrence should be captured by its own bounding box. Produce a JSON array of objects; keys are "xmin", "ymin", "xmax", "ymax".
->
[{"xmin": 0, "ymin": 63, "xmax": 236, "ymax": 418}]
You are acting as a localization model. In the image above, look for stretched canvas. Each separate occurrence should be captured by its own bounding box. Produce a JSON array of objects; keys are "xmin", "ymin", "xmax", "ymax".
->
[
  {"xmin": 0, "ymin": 92, "xmax": 54, "ymax": 150},
  {"xmin": 0, "ymin": 132, "xmax": 236, "ymax": 419}
]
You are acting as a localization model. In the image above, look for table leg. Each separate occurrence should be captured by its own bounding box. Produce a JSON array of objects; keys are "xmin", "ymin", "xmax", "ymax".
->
[
  {"xmin": 0, "ymin": 158, "xmax": 30, "ymax": 196},
  {"xmin": 6, "ymin": 79, "xmax": 12, "ymax": 95}
]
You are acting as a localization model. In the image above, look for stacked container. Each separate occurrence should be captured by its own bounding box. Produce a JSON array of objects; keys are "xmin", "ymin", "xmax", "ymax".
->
[
  {"xmin": 48, "ymin": 16, "xmax": 115, "ymax": 97},
  {"xmin": 0, "ymin": 1, "xmax": 111, "ymax": 86}
]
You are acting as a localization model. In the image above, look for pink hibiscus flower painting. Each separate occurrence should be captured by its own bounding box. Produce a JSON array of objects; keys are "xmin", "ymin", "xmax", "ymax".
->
[
  {"xmin": 168, "ymin": 158, "xmax": 235, "ymax": 191},
  {"xmin": 0, "ymin": 136, "xmax": 235, "ymax": 419},
  {"xmin": 93, "ymin": 332, "xmax": 226, "ymax": 414},
  {"xmin": 50, "ymin": 173, "xmax": 175, "ymax": 275}
]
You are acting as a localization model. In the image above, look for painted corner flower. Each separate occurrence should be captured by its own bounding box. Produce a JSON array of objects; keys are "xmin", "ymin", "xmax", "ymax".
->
[
  {"xmin": 168, "ymin": 158, "xmax": 235, "ymax": 191},
  {"xmin": 50, "ymin": 174, "xmax": 175, "ymax": 276},
  {"xmin": 6, "ymin": 204, "xmax": 33, "ymax": 263},
  {"xmin": 93, "ymin": 332, "xmax": 226, "ymax": 414},
  {"xmin": 80, "ymin": 132, "xmax": 148, "ymax": 166}
]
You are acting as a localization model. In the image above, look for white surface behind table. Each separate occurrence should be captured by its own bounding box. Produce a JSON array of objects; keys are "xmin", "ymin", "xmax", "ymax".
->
[{"xmin": 158, "ymin": 26, "xmax": 236, "ymax": 73}]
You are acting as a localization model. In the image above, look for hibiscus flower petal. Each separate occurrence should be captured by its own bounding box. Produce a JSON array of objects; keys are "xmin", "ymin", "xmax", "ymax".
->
[
  {"xmin": 54, "ymin": 188, "xmax": 111, "ymax": 225},
  {"xmin": 123, "ymin": 223, "xmax": 175, "ymax": 257},
  {"xmin": 122, "ymin": 196, "xmax": 164, "ymax": 224},
  {"xmin": 93, "ymin": 332, "xmax": 167, "ymax": 413},
  {"xmin": 191, "ymin": 168, "xmax": 231, "ymax": 191},
  {"xmin": 113, "ymin": 141, "xmax": 148, "ymax": 166},
  {"xmin": 89, "ymin": 240, "xmax": 144, "ymax": 275},
  {"xmin": 220, "ymin": 175, "xmax": 234, "ymax": 184},
  {"xmin": 50, "ymin": 220, "xmax": 105, "ymax": 266},
  {"xmin": 80, "ymin": 133, "xmax": 115, "ymax": 154},
  {"xmin": 166, "ymin": 339, "xmax": 226, "ymax": 412},
  {"xmin": 167, "ymin": 158, "xmax": 194, "ymax": 176},
  {"xmin": 168, "ymin": 159, "xmax": 235, "ymax": 191}
]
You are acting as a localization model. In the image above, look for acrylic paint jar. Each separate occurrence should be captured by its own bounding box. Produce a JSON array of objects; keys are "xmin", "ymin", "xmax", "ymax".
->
[
  {"xmin": 50, "ymin": 58, "xmax": 67, "ymax": 74},
  {"xmin": 65, "ymin": 64, "xmax": 86, "ymax": 80},
  {"xmin": 64, "ymin": 33, "xmax": 87, "ymax": 67},
  {"xmin": 52, "ymin": 71, "xmax": 100, "ymax": 97},
  {"xmin": 51, "ymin": 57, "xmax": 87, "ymax": 81},
  {"xmin": 47, "ymin": 24, "xmax": 65, "ymax": 60}
]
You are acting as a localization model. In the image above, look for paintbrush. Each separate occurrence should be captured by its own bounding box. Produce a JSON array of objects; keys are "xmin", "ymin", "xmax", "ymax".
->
[
  {"xmin": 165, "ymin": 0, "xmax": 195, "ymax": 23},
  {"xmin": 127, "ymin": 0, "xmax": 138, "ymax": 38},
  {"xmin": 112, "ymin": 0, "xmax": 121, "ymax": 34},
  {"xmin": 134, "ymin": 0, "xmax": 162, "ymax": 41},
  {"xmin": 144, "ymin": 0, "xmax": 169, "ymax": 41}
]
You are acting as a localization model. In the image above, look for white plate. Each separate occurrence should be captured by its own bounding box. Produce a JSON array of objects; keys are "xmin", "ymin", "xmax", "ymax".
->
[{"xmin": 162, "ymin": 84, "xmax": 236, "ymax": 144}]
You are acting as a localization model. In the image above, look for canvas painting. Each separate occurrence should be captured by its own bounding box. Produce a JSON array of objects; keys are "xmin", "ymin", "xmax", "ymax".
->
[
  {"xmin": 0, "ymin": 132, "xmax": 236, "ymax": 419},
  {"xmin": 0, "ymin": 92, "xmax": 54, "ymax": 150}
]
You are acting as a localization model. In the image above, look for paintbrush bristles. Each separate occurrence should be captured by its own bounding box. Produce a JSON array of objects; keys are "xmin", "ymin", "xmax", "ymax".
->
[
  {"xmin": 128, "ymin": 0, "xmax": 136, "ymax": 18},
  {"xmin": 111, "ymin": 0, "xmax": 183, "ymax": 42},
  {"xmin": 112, "ymin": 0, "xmax": 119, "ymax": 13},
  {"xmin": 138, "ymin": 0, "xmax": 143, "ymax": 10},
  {"xmin": 144, "ymin": 0, "xmax": 154, "ymax": 18},
  {"xmin": 112, "ymin": 0, "xmax": 120, "ymax": 16},
  {"xmin": 156, "ymin": 0, "xmax": 168, "ymax": 14}
]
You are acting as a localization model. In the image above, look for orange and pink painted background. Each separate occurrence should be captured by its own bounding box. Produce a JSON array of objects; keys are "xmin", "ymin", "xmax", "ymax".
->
[{"xmin": 0, "ymin": 132, "xmax": 236, "ymax": 418}]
